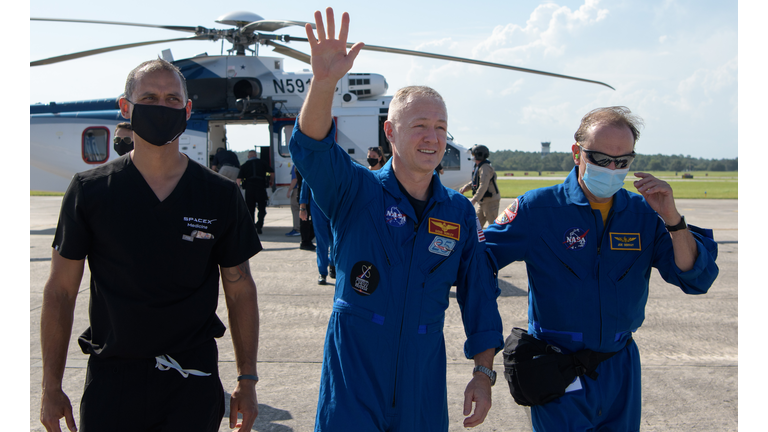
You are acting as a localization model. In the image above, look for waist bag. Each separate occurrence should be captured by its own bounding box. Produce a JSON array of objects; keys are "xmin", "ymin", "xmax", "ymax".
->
[{"xmin": 502, "ymin": 327, "xmax": 632, "ymax": 406}]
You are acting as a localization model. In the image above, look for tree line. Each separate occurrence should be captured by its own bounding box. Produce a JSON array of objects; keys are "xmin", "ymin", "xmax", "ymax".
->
[{"xmin": 487, "ymin": 150, "xmax": 738, "ymax": 172}]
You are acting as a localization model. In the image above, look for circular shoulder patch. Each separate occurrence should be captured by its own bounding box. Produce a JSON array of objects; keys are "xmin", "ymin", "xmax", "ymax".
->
[
  {"xmin": 562, "ymin": 227, "xmax": 588, "ymax": 250},
  {"xmin": 494, "ymin": 198, "xmax": 519, "ymax": 225},
  {"xmin": 350, "ymin": 261, "xmax": 381, "ymax": 296},
  {"xmin": 385, "ymin": 206, "xmax": 407, "ymax": 227}
]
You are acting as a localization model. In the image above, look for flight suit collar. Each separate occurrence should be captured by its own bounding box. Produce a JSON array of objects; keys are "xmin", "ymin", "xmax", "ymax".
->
[{"xmin": 379, "ymin": 160, "xmax": 448, "ymax": 221}]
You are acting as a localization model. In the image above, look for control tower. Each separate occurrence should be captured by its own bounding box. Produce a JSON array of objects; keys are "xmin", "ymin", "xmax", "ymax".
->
[{"xmin": 541, "ymin": 141, "xmax": 551, "ymax": 156}]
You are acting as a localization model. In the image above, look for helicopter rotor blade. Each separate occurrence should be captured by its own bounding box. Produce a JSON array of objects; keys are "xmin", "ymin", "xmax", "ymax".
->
[
  {"xmin": 286, "ymin": 36, "xmax": 614, "ymax": 90},
  {"xmin": 31, "ymin": 17, "xmax": 201, "ymax": 34},
  {"xmin": 265, "ymin": 41, "xmax": 311, "ymax": 64},
  {"xmin": 31, "ymin": 35, "xmax": 211, "ymax": 66},
  {"xmin": 356, "ymin": 43, "xmax": 615, "ymax": 90},
  {"xmin": 242, "ymin": 20, "xmax": 315, "ymax": 34}
]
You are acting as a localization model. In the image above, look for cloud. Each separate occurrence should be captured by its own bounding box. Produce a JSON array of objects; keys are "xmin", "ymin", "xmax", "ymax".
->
[
  {"xmin": 663, "ymin": 57, "xmax": 738, "ymax": 113},
  {"xmin": 471, "ymin": 0, "xmax": 609, "ymax": 62}
]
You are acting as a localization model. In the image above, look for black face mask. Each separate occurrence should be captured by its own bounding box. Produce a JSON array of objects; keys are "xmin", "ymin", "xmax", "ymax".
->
[
  {"xmin": 127, "ymin": 101, "xmax": 187, "ymax": 146},
  {"xmin": 367, "ymin": 157, "xmax": 380, "ymax": 167},
  {"xmin": 113, "ymin": 137, "xmax": 134, "ymax": 156}
]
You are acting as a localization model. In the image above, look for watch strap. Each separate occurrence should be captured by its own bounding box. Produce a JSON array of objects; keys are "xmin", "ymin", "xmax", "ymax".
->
[
  {"xmin": 665, "ymin": 215, "xmax": 687, "ymax": 232},
  {"xmin": 473, "ymin": 365, "xmax": 496, "ymax": 386}
]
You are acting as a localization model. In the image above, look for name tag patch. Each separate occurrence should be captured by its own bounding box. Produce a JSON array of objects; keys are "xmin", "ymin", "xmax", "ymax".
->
[
  {"xmin": 428, "ymin": 236, "xmax": 456, "ymax": 256},
  {"xmin": 182, "ymin": 230, "xmax": 215, "ymax": 242},
  {"xmin": 610, "ymin": 233, "xmax": 641, "ymax": 251},
  {"xmin": 428, "ymin": 218, "xmax": 460, "ymax": 241}
]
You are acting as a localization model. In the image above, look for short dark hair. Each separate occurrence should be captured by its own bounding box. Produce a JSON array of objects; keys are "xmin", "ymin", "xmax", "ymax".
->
[
  {"xmin": 115, "ymin": 122, "xmax": 132, "ymax": 132},
  {"xmin": 124, "ymin": 59, "xmax": 188, "ymax": 103},
  {"xmin": 574, "ymin": 106, "xmax": 644, "ymax": 146}
]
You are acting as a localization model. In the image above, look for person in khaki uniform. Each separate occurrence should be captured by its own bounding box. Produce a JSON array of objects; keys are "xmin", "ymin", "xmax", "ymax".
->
[{"xmin": 460, "ymin": 145, "xmax": 500, "ymax": 227}]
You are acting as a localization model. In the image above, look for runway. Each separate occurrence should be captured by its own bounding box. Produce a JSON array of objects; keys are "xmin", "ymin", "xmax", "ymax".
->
[{"xmin": 29, "ymin": 197, "xmax": 738, "ymax": 431}]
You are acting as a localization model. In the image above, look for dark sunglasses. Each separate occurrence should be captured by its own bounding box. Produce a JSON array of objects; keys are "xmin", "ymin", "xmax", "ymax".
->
[
  {"xmin": 577, "ymin": 143, "xmax": 635, "ymax": 169},
  {"xmin": 114, "ymin": 136, "xmax": 133, "ymax": 146}
]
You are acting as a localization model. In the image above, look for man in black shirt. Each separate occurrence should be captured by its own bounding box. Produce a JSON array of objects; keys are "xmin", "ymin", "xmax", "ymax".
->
[
  {"xmin": 238, "ymin": 150, "xmax": 274, "ymax": 234},
  {"xmin": 40, "ymin": 59, "xmax": 262, "ymax": 432},
  {"xmin": 212, "ymin": 147, "xmax": 241, "ymax": 182}
]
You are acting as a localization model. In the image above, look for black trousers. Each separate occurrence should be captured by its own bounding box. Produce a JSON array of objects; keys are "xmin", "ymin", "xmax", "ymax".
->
[
  {"xmin": 79, "ymin": 340, "xmax": 224, "ymax": 432},
  {"xmin": 244, "ymin": 186, "xmax": 268, "ymax": 230}
]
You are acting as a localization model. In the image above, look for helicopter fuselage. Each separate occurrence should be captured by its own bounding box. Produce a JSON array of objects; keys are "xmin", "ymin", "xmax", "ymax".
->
[{"xmin": 30, "ymin": 55, "xmax": 472, "ymax": 204}]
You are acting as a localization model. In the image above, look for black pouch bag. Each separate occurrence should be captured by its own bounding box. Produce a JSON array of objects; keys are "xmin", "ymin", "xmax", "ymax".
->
[{"xmin": 502, "ymin": 327, "xmax": 629, "ymax": 406}]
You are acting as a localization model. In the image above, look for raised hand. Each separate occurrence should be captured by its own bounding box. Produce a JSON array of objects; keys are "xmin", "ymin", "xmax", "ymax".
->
[
  {"xmin": 633, "ymin": 172, "xmax": 679, "ymax": 223},
  {"xmin": 305, "ymin": 8, "xmax": 364, "ymax": 85}
]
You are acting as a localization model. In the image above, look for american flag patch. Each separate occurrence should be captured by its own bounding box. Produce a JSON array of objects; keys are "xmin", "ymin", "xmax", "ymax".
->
[{"xmin": 476, "ymin": 217, "xmax": 486, "ymax": 242}]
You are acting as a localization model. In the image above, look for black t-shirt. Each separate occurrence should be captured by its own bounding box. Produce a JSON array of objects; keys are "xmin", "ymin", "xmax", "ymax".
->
[
  {"xmin": 237, "ymin": 158, "xmax": 274, "ymax": 187},
  {"xmin": 53, "ymin": 155, "xmax": 262, "ymax": 359},
  {"xmin": 212, "ymin": 150, "xmax": 240, "ymax": 168}
]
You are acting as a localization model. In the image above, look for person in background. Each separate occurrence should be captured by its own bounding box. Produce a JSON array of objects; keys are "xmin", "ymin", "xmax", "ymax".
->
[
  {"xmin": 285, "ymin": 166, "xmax": 302, "ymax": 236},
  {"xmin": 237, "ymin": 150, "xmax": 274, "ymax": 234},
  {"xmin": 367, "ymin": 146, "xmax": 385, "ymax": 170},
  {"xmin": 299, "ymin": 179, "xmax": 335, "ymax": 285},
  {"xmin": 212, "ymin": 146, "xmax": 241, "ymax": 182},
  {"xmin": 459, "ymin": 145, "xmax": 500, "ymax": 228},
  {"xmin": 113, "ymin": 122, "xmax": 134, "ymax": 156}
]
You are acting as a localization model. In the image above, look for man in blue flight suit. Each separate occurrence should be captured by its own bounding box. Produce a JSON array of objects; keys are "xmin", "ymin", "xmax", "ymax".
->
[
  {"xmin": 290, "ymin": 8, "xmax": 504, "ymax": 431},
  {"xmin": 484, "ymin": 106, "xmax": 719, "ymax": 431},
  {"xmin": 299, "ymin": 177, "xmax": 335, "ymax": 285}
]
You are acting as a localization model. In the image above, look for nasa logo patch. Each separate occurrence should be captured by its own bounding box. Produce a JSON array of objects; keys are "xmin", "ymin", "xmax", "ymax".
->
[
  {"xmin": 385, "ymin": 206, "xmax": 407, "ymax": 227},
  {"xmin": 562, "ymin": 227, "xmax": 589, "ymax": 250},
  {"xmin": 350, "ymin": 261, "xmax": 380, "ymax": 296}
]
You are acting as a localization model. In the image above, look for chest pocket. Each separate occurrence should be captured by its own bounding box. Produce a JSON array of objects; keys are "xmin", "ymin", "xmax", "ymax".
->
[{"xmin": 539, "ymin": 230, "xmax": 588, "ymax": 281}]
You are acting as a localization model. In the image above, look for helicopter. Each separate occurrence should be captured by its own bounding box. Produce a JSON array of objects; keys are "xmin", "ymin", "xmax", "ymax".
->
[{"xmin": 29, "ymin": 11, "xmax": 613, "ymax": 205}]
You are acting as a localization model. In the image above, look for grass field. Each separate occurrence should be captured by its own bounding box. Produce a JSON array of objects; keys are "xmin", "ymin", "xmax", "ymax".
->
[
  {"xmin": 32, "ymin": 171, "xmax": 738, "ymax": 199},
  {"xmin": 483, "ymin": 171, "xmax": 738, "ymax": 199},
  {"xmin": 31, "ymin": 190, "xmax": 65, "ymax": 196}
]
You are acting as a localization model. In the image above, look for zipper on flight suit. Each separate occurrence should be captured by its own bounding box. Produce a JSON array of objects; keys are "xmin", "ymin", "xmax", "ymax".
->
[{"xmin": 391, "ymin": 202, "xmax": 437, "ymax": 408}]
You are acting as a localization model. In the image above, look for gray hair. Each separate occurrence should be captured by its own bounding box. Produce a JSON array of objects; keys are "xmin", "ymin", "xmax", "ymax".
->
[
  {"xmin": 574, "ymin": 106, "xmax": 644, "ymax": 145},
  {"xmin": 124, "ymin": 59, "xmax": 188, "ymax": 103}
]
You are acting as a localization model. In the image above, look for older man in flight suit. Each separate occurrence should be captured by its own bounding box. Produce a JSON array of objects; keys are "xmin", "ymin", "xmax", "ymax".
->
[{"xmin": 485, "ymin": 106, "xmax": 719, "ymax": 431}]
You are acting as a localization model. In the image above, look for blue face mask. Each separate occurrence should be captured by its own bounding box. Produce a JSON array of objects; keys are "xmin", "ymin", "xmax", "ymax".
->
[{"xmin": 582, "ymin": 162, "xmax": 629, "ymax": 198}]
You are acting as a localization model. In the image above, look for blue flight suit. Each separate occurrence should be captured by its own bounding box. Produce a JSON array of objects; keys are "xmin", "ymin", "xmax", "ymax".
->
[
  {"xmin": 484, "ymin": 167, "xmax": 719, "ymax": 432},
  {"xmin": 300, "ymin": 180, "xmax": 334, "ymax": 276},
  {"xmin": 290, "ymin": 120, "xmax": 504, "ymax": 432}
]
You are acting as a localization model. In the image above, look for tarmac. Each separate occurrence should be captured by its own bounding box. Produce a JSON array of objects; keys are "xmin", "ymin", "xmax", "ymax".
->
[{"xmin": 29, "ymin": 197, "xmax": 738, "ymax": 431}]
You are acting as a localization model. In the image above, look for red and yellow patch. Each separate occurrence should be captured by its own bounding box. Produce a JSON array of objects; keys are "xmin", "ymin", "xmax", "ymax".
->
[
  {"xmin": 495, "ymin": 198, "xmax": 519, "ymax": 225},
  {"xmin": 428, "ymin": 218, "xmax": 460, "ymax": 241}
]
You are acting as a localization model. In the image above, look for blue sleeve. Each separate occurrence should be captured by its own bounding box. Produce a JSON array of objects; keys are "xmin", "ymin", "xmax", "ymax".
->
[
  {"xmin": 289, "ymin": 119, "xmax": 364, "ymax": 221},
  {"xmin": 652, "ymin": 222, "xmax": 719, "ymax": 294},
  {"xmin": 455, "ymin": 207, "xmax": 504, "ymax": 359},
  {"xmin": 483, "ymin": 196, "xmax": 530, "ymax": 269},
  {"xmin": 299, "ymin": 180, "xmax": 310, "ymax": 205}
]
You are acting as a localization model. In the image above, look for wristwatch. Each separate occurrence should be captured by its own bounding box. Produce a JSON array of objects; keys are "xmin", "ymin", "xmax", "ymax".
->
[
  {"xmin": 473, "ymin": 365, "xmax": 496, "ymax": 386},
  {"xmin": 665, "ymin": 215, "xmax": 687, "ymax": 232}
]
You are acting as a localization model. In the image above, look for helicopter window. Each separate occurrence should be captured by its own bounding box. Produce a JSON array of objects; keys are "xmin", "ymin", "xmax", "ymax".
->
[
  {"xmin": 440, "ymin": 143, "xmax": 461, "ymax": 171},
  {"xmin": 82, "ymin": 127, "xmax": 109, "ymax": 164}
]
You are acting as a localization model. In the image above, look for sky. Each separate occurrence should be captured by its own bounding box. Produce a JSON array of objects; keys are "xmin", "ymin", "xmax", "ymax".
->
[{"xmin": 28, "ymin": 0, "xmax": 738, "ymax": 159}]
